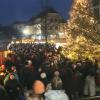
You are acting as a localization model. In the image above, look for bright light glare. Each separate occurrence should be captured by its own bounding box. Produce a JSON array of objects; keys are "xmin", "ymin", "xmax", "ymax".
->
[
  {"xmin": 22, "ymin": 28, "xmax": 30, "ymax": 35},
  {"xmin": 38, "ymin": 35, "xmax": 41, "ymax": 40},
  {"xmin": 11, "ymin": 41, "xmax": 14, "ymax": 44},
  {"xmin": 34, "ymin": 41, "xmax": 45, "ymax": 44},
  {"xmin": 58, "ymin": 32, "xmax": 64, "ymax": 36},
  {"xmin": 16, "ymin": 41, "xmax": 20, "ymax": 44}
]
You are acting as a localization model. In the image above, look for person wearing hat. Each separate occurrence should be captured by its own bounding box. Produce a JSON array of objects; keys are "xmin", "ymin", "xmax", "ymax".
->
[
  {"xmin": 38, "ymin": 67, "xmax": 49, "ymax": 87},
  {"xmin": 40, "ymin": 72, "xmax": 49, "ymax": 87},
  {"xmin": 4, "ymin": 66, "xmax": 19, "ymax": 86},
  {"xmin": 45, "ymin": 71, "xmax": 69, "ymax": 100},
  {"xmin": 4, "ymin": 74, "xmax": 23, "ymax": 100},
  {"xmin": 51, "ymin": 71, "xmax": 63, "ymax": 90}
]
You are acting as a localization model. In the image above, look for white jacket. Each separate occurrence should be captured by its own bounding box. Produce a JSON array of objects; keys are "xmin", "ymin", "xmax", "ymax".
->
[{"xmin": 45, "ymin": 90, "xmax": 69, "ymax": 100}]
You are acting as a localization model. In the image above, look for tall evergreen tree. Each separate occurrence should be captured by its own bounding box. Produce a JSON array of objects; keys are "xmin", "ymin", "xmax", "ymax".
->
[
  {"xmin": 66, "ymin": 0, "xmax": 100, "ymax": 44},
  {"xmin": 60, "ymin": 0, "xmax": 100, "ymax": 60}
]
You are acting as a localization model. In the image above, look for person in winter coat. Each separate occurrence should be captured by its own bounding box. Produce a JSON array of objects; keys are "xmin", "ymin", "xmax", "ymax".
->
[
  {"xmin": 25, "ymin": 80, "xmax": 45, "ymax": 100},
  {"xmin": 83, "ymin": 61, "xmax": 97, "ymax": 96},
  {"xmin": 4, "ymin": 74, "xmax": 23, "ymax": 100},
  {"xmin": 4, "ymin": 66, "xmax": 19, "ymax": 85},
  {"xmin": 20, "ymin": 60, "xmax": 35, "ymax": 90},
  {"xmin": 45, "ymin": 90, "xmax": 69, "ymax": 100},
  {"xmin": 51, "ymin": 71, "xmax": 62, "ymax": 90},
  {"xmin": 0, "ymin": 85, "xmax": 8, "ymax": 100}
]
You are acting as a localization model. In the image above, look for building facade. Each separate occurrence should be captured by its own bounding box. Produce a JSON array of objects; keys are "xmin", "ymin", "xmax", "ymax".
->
[
  {"xmin": 11, "ymin": 12, "xmax": 67, "ymax": 43},
  {"xmin": 41, "ymin": 12, "xmax": 65, "ymax": 39}
]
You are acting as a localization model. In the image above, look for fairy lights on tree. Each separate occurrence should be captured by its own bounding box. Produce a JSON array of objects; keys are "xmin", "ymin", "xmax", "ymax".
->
[
  {"xmin": 61, "ymin": 0, "xmax": 100, "ymax": 61},
  {"xmin": 67, "ymin": 0, "xmax": 100, "ymax": 44}
]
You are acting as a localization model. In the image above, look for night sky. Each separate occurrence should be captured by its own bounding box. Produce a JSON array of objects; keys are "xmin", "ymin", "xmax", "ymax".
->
[{"xmin": 0, "ymin": 0, "xmax": 73, "ymax": 26}]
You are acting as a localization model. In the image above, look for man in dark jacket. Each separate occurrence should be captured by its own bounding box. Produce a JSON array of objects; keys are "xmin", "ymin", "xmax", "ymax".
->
[
  {"xmin": 5, "ymin": 74, "xmax": 23, "ymax": 100},
  {"xmin": 0, "ymin": 85, "xmax": 8, "ymax": 100},
  {"xmin": 83, "ymin": 60, "xmax": 97, "ymax": 96}
]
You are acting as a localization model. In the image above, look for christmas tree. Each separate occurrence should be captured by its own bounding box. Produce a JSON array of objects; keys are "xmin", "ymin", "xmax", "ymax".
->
[
  {"xmin": 66, "ymin": 0, "xmax": 100, "ymax": 44},
  {"xmin": 60, "ymin": 0, "xmax": 100, "ymax": 61}
]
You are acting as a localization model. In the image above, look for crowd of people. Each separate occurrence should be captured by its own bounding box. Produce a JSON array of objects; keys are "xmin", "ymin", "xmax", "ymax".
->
[{"xmin": 0, "ymin": 43, "xmax": 100, "ymax": 100}]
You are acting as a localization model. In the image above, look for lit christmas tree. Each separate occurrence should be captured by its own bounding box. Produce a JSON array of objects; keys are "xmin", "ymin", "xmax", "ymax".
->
[
  {"xmin": 61, "ymin": 0, "xmax": 100, "ymax": 61},
  {"xmin": 66, "ymin": 0, "xmax": 100, "ymax": 44}
]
